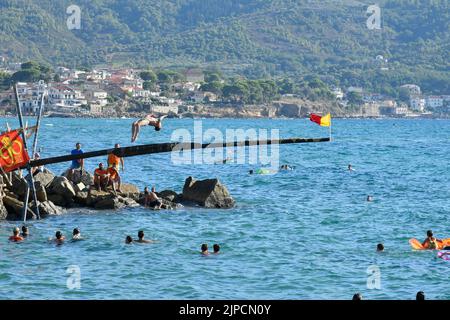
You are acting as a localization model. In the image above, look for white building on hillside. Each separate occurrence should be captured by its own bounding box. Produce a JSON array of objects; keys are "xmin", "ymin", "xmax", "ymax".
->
[
  {"xmin": 425, "ymin": 96, "xmax": 444, "ymax": 109},
  {"xmin": 410, "ymin": 96, "xmax": 426, "ymax": 112},
  {"xmin": 400, "ymin": 84, "xmax": 421, "ymax": 95}
]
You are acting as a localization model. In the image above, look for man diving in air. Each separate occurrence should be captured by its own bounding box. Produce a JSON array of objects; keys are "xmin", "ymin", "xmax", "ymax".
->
[{"xmin": 131, "ymin": 114, "xmax": 167, "ymax": 143}]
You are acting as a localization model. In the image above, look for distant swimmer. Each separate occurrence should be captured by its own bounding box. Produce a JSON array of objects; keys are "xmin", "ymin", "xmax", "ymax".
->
[
  {"xmin": 367, "ymin": 195, "xmax": 373, "ymax": 202},
  {"xmin": 280, "ymin": 165, "xmax": 294, "ymax": 170},
  {"xmin": 213, "ymin": 244, "xmax": 220, "ymax": 254},
  {"xmin": 135, "ymin": 230, "xmax": 155, "ymax": 244},
  {"xmin": 72, "ymin": 228, "xmax": 82, "ymax": 241},
  {"xmin": 352, "ymin": 293, "xmax": 362, "ymax": 300},
  {"xmin": 422, "ymin": 230, "xmax": 443, "ymax": 250},
  {"xmin": 9, "ymin": 227, "xmax": 24, "ymax": 242},
  {"xmin": 348, "ymin": 164, "xmax": 355, "ymax": 171},
  {"xmin": 249, "ymin": 170, "xmax": 254, "ymax": 175},
  {"xmin": 201, "ymin": 243, "xmax": 209, "ymax": 256},
  {"xmin": 50, "ymin": 231, "xmax": 65, "ymax": 245},
  {"xmin": 416, "ymin": 291, "xmax": 425, "ymax": 300},
  {"xmin": 21, "ymin": 226, "xmax": 30, "ymax": 238},
  {"xmin": 131, "ymin": 114, "xmax": 167, "ymax": 142},
  {"xmin": 377, "ymin": 243, "xmax": 384, "ymax": 252},
  {"xmin": 125, "ymin": 235, "xmax": 133, "ymax": 244}
]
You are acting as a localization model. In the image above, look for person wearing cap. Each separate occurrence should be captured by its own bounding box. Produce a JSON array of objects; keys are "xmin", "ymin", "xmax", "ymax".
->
[
  {"xmin": 94, "ymin": 162, "xmax": 109, "ymax": 191},
  {"xmin": 9, "ymin": 227, "xmax": 24, "ymax": 242}
]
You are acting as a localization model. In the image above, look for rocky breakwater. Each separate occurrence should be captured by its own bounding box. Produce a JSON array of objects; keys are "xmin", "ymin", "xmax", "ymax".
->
[{"xmin": 0, "ymin": 172, "xmax": 234, "ymax": 221}]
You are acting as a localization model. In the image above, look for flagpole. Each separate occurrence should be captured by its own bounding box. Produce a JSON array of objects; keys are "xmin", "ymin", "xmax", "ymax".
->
[{"xmin": 13, "ymin": 84, "xmax": 41, "ymax": 221}]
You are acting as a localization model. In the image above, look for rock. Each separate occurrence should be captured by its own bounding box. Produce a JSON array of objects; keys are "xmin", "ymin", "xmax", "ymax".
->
[
  {"xmin": 157, "ymin": 190, "xmax": 178, "ymax": 202},
  {"xmin": 118, "ymin": 183, "xmax": 140, "ymax": 200},
  {"xmin": 0, "ymin": 199, "xmax": 8, "ymax": 220},
  {"xmin": 35, "ymin": 181, "xmax": 48, "ymax": 202},
  {"xmin": 74, "ymin": 191, "xmax": 89, "ymax": 206},
  {"xmin": 9, "ymin": 172, "xmax": 28, "ymax": 199},
  {"xmin": 182, "ymin": 176, "xmax": 235, "ymax": 208},
  {"xmin": 94, "ymin": 196, "xmax": 125, "ymax": 210},
  {"xmin": 36, "ymin": 201, "xmax": 64, "ymax": 216},
  {"xmin": 30, "ymin": 171, "xmax": 55, "ymax": 188},
  {"xmin": 3, "ymin": 196, "xmax": 36, "ymax": 220},
  {"xmin": 63, "ymin": 168, "xmax": 94, "ymax": 186},
  {"xmin": 47, "ymin": 194, "xmax": 67, "ymax": 207},
  {"xmin": 47, "ymin": 176, "xmax": 76, "ymax": 200},
  {"xmin": 118, "ymin": 196, "xmax": 140, "ymax": 207},
  {"xmin": 73, "ymin": 182, "xmax": 87, "ymax": 193},
  {"xmin": 86, "ymin": 189, "xmax": 113, "ymax": 207}
]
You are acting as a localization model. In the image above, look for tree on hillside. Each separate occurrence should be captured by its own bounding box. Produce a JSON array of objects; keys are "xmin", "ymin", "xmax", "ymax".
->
[{"xmin": 140, "ymin": 70, "xmax": 157, "ymax": 82}]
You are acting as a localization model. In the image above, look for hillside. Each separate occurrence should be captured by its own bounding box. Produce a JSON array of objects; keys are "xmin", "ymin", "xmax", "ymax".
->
[{"xmin": 0, "ymin": 0, "xmax": 448, "ymax": 93}]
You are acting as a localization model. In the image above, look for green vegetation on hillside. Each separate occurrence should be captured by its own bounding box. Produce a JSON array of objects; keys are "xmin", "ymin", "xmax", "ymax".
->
[{"xmin": 0, "ymin": 0, "xmax": 448, "ymax": 93}]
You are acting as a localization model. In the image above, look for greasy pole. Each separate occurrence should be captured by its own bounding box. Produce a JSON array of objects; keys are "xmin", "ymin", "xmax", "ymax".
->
[{"xmin": 14, "ymin": 84, "xmax": 41, "ymax": 221}]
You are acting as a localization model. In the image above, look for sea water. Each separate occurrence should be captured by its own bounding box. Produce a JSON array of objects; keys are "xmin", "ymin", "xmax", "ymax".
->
[{"xmin": 0, "ymin": 117, "xmax": 449, "ymax": 300}]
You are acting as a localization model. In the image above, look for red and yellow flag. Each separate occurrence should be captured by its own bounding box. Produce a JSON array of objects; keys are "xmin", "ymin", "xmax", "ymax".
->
[
  {"xmin": 0, "ymin": 130, "xmax": 30, "ymax": 172},
  {"xmin": 310, "ymin": 113, "xmax": 331, "ymax": 127}
]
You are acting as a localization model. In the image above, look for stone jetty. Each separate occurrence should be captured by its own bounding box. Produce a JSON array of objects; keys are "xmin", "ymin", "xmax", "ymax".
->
[{"xmin": 0, "ymin": 170, "xmax": 235, "ymax": 221}]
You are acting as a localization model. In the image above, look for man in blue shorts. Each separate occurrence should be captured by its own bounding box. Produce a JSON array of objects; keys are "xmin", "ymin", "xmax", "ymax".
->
[{"xmin": 68, "ymin": 142, "xmax": 84, "ymax": 182}]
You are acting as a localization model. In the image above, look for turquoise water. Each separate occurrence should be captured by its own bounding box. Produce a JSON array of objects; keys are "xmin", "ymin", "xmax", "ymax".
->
[{"xmin": 0, "ymin": 117, "xmax": 449, "ymax": 300}]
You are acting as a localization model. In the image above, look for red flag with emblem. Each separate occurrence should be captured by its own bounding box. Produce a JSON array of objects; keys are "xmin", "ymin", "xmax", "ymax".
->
[{"xmin": 0, "ymin": 130, "xmax": 30, "ymax": 172}]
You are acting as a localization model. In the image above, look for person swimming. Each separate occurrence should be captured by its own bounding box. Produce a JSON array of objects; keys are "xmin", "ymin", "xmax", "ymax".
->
[
  {"xmin": 348, "ymin": 164, "xmax": 354, "ymax": 171},
  {"xmin": 377, "ymin": 243, "xmax": 384, "ymax": 252},
  {"xmin": 131, "ymin": 114, "xmax": 167, "ymax": 142},
  {"xmin": 21, "ymin": 226, "xmax": 29, "ymax": 237},
  {"xmin": 249, "ymin": 170, "xmax": 254, "ymax": 174},
  {"xmin": 9, "ymin": 227, "xmax": 24, "ymax": 242},
  {"xmin": 51, "ymin": 231, "xmax": 65, "ymax": 245},
  {"xmin": 280, "ymin": 165, "xmax": 294, "ymax": 170},
  {"xmin": 416, "ymin": 291, "xmax": 425, "ymax": 300},
  {"xmin": 135, "ymin": 230, "xmax": 154, "ymax": 244},
  {"xmin": 213, "ymin": 244, "xmax": 220, "ymax": 254},
  {"xmin": 422, "ymin": 230, "xmax": 442, "ymax": 250},
  {"xmin": 201, "ymin": 243, "xmax": 209, "ymax": 255},
  {"xmin": 72, "ymin": 228, "xmax": 82, "ymax": 241},
  {"xmin": 367, "ymin": 195, "xmax": 374, "ymax": 202},
  {"xmin": 125, "ymin": 235, "xmax": 133, "ymax": 244},
  {"xmin": 352, "ymin": 293, "xmax": 362, "ymax": 300}
]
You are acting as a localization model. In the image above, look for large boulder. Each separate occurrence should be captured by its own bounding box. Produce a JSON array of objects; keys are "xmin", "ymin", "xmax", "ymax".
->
[
  {"xmin": 9, "ymin": 172, "xmax": 28, "ymax": 199},
  {"xmin": 157, "ymin": 190, "xmax": 179, "ymax": 202},
  {"xmin": 47, "ymin": 194, "xmax": 68, "ymax": 207},
  {"xmin": 47, "ymin": 176, "xmax": 76, "ymax": 200},
  {"xmin": 3, "ymin": 196, "xmax": 37, "ymax": 220},
  {"xmin": 118, "ymin": 183, "xmax": 140, "ymax": 200},
  {"xmin": 181, "ymin": 177, "xmax": 235, "ymax": 209},
  {"xmin": 35, "ymin": 200, "xmax": 64, "ymax": 217},
  {"xmin": 63, "ymin": 169, "xmax": 94, "ymax": 186},
  {"xmin": 86, "ymin": 189, "xmax": 113, "ymax": 207},
  {"xmin": 35, "ymin": 181, "xmax": 48, "ymax": 202},
  {"xmin": 74, "ymin": 191, "xmax": 89, "ymax": 206},
  {"xmin": 30, "ymin": 171, "xmax": 55, "ymax": 188},
  {"xmin": 94, "ymin": 196, "xmax": 125, "ymax": 210}
]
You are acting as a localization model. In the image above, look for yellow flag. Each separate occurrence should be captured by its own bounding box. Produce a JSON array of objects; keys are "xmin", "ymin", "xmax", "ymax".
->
[{"xmin": 320, "ymin": 113, "xmax": 331, "ymax": 127}]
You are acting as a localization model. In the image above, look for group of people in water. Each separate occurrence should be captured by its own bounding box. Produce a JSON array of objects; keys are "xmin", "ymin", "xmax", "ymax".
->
[{"xmin": 8, "ymin": 226, "xmax": 82, "ymax": 244}]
